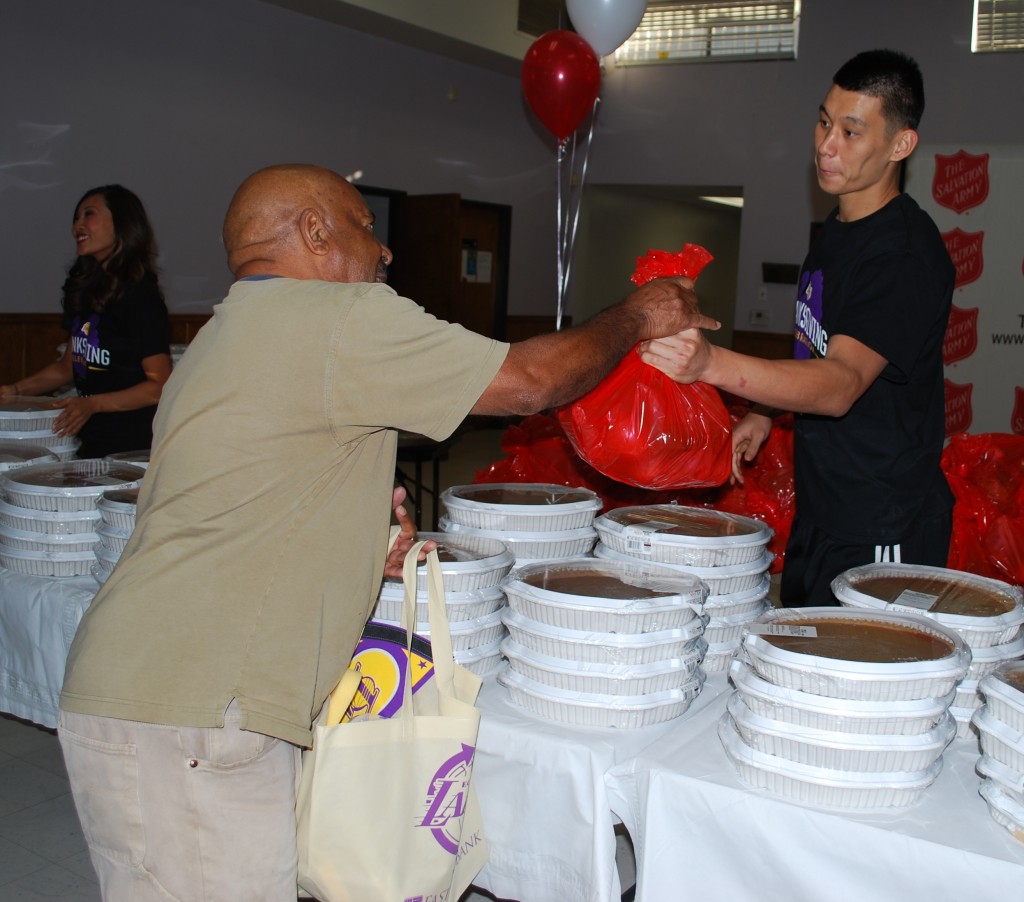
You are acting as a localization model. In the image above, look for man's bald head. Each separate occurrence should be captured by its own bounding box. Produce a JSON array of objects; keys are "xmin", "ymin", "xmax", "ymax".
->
[{"xmin": 222, "ymin": 164, "xmax": 390, "ymax": 283}]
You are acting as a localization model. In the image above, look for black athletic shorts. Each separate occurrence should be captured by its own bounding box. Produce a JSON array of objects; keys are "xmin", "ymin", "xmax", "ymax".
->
[{"xmin": 779, "ymin": 509, "xmax": 953, "ymax": 608}]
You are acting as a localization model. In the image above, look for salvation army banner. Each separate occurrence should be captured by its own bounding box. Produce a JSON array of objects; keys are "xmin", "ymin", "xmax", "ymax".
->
[{"xmin": 906, "ymin": 146, "xmax": 1024, "ymax": 436}]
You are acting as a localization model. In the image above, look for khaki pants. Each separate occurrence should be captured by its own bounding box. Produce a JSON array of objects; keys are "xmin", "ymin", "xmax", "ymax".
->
[{"xmin": 58, "ymin": 701, "xmax": 301, "ymax": 901}]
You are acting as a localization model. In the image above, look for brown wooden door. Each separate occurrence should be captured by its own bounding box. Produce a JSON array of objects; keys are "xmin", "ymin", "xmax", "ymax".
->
[{"xmin": 388, "ymin": 194, "xmax": 509, "ymax": 340}]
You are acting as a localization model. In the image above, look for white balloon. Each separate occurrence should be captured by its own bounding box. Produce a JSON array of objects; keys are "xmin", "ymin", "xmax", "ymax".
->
[{"xmin": 566, "ymin": 0, "xmax": 648, "ymax": 57}]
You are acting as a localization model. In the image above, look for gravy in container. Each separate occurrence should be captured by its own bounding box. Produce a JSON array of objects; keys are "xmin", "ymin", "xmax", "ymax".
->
[
  {"xmin": 761, "ymin": 617, "xmax": 955, "ymax": 663},
  {"xmin": 454, "ymin": 486, "xmax": 592, "ymax": 506},
  {"xmin": 605, "ymin": 506, "xmax": 757, "ymax": 538},
  {"xmin": 1001, "ymin": 668, "xmax": 1024, "ymax": 694},
  {"xmin": 520, "ymin": 567, "xmax": 670, "ymax": 600},
  {"xmin": 851, "ymin": 574, "xmax": 1016, "ymax": 617}
]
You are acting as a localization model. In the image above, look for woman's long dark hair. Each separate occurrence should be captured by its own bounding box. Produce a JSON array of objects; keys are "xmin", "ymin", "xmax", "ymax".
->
[{"xmin": 62, "ymin": 184, "xmax": 163, "ymax": 317}]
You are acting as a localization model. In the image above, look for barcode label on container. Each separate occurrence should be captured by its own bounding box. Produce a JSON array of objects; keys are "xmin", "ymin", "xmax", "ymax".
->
[
  {"xmin": 747, "ymin": 624, "xmax": 818, "ymax": 638},
  {"xmin": 887, "ymin": 590, "xmax": 938, "ymax": 613}
]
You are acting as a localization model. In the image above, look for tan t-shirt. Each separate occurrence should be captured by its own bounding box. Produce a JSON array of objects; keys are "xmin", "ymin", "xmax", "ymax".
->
[{"xmin": 60, "ymin": 278, "xmax": 507, "ymax": 746}]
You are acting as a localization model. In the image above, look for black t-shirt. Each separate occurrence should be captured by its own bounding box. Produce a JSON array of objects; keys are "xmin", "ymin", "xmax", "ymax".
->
[
  {"xmin": 791, "ymin": 193, "xmax": 955, "ymax": 542},
  {"xmin": 62, "ymin": 278, "xmax": 170, "ymax": 458}
]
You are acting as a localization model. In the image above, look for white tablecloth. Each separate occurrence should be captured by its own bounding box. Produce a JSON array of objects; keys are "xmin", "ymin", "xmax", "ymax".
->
[
  {"xmin": 4, "ymin": 568, "xmax": 1023, "ymax": 901},
  {"xmin": 0, "ymin": 567, "xmax": 96, "ymax": 728},
  {"xmin": 605, "ymin": 686, "xmax": 1024, "ymax": 901},
  {"xmin": 469, "ymin": 672, "xmax": 731, "ymax": 902}
]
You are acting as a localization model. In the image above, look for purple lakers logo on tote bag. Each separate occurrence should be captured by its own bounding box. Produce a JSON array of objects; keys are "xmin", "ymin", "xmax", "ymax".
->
[{"xmin": 417, "ymin": 743, "xmax": 476, "ymax": 853}]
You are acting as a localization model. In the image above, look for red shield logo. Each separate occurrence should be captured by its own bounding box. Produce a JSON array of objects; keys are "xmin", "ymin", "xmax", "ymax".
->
[
  {"xmin": 943, "ymin": 304, "xmax": 979, "ymax": 365},
  {"xmin": 944, "ymin": 379, "xmax": 973, "ymax": 436},
  {"xmin": 1012, "ymin": 387, "xmax": 1024, "ymax": 436},
  {"xmin": 941, "ymin": 228, "xmax": 985, "ymax": 288},
  {"xmin": 932, "ymin": 151, "xmax": 990, "ymax": 214}
]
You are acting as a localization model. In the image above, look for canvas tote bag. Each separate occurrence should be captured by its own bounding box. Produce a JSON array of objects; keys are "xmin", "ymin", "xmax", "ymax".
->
[{"xmin": 296, "ymin": 535, "xmax": 489, "ymax": 901}]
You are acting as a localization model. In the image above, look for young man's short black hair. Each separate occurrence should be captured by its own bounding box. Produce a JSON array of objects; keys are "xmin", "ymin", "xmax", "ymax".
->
[{"xmin": 833, "ymin": 49, "xmax": 925, "ymax": 132}]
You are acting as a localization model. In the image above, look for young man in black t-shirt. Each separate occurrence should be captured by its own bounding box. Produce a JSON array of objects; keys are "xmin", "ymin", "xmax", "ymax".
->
[{"xmin": 640, "ymin": 49, "xmax": 955, "ymax": 605}]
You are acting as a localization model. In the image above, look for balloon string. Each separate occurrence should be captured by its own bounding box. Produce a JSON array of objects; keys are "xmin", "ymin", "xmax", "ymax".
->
[
  {"xmin": 555, "ymin": 137, "xmax": 568, "ymax": 331},
  {"xmin": 561, "ymin": 96, "xmax": 601, "ymax": 313}
]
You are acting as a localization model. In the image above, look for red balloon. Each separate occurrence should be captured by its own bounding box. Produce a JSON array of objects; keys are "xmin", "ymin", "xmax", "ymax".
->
[{"xmin": 521, "ymin": 30, "xmax": 601, "ymax": 140}]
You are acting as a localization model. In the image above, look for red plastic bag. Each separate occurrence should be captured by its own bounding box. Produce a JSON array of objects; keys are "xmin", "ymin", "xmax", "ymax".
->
[
  {"xmin": 556, "ymin": 245, "xmax": 732, "ymax": 490},
  {"xmin": 942, "ymin": 432, "xmax": 1024, "ymax": 586}
]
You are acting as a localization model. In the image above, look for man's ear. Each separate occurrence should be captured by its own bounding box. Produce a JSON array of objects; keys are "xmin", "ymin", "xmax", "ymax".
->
[
  {"xmin": 891, "ymin": 128, "xmax": 918, "ymax": 163},
  {"xmin": 299, "ymin": 208, "xmax": 329, "ymax": 256}
]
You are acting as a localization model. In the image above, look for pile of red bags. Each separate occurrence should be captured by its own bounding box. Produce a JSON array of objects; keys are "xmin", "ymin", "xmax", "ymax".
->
[
  {"xmin": 556, "ymin": 245, "xmax": 733, "ymax": 490},
  {"xmin": 475, "ymin": 416, "xmax": 1024, "ymax": 586},
  {"xmin": 943, "ymin": 432, "xmax": 1024, "ymax": 586},
  {"xmin": 476, "ymin": 412, "xmax": 794, "ymax": 572}
]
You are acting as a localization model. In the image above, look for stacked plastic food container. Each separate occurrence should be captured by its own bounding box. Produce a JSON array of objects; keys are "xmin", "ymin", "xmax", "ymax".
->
[
  {"xmin": 593, "ymin": 504, "xmax": 774, "ymax": 672},
  {"xmin": 832, "ymin": 563, "xmax": 1024, "ymax": 739},
  {"xmin": 722, "ymin": 606, "xmax": 970, "ymax": 810},
  {"xmin": 369, "ymin": 530, "xmax": 515, "ymax": 676},
  {"xmin": 974, "ymin": 662, "xmax": 1024, "ymax": 840},
  {"xmin": 0, "ymin": 442, "xmax": 58, "ymax": 478},
  {"xmin": 0, "ymin": 398, "xmax": 79, "ymax": 460},
  {"xmin": 498, "ymin": 557, "xmax": 708, "ymax": 728},
  {"xmin": 439, "ymin": 483, "xmax": 602, "ymax": 565},
  {"xmin": 105, "ymin": 449, "xmax": 151, "ymax": 469},
  {"xmin": 92, "ymin": 488, "xmax": 140, "ymax": 586},
  {"xmin": 0, "ymin": 461, "xmax": 144, "ymax": 578}
]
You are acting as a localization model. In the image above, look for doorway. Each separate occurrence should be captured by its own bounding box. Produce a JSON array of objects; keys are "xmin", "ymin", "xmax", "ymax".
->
[{"xmin": 571, "ymin": 185, "xmax": 742, "ymax": 349}]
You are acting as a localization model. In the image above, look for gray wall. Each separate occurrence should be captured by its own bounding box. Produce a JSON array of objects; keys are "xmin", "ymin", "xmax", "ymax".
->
[
  {"xmin": 1, "ymin": 0, "xmax": 556, "ymax": 316},
  {"xmin": 573, "ymin": 188, "xmax": 741, "ymax": 343},
  {"xmin": 589, "ymin": 0, "xmax": 1024, "ymax": 330},
  {"xmin": 3, "ymin": 0, "xmax": 1022, "ymax": 331}
]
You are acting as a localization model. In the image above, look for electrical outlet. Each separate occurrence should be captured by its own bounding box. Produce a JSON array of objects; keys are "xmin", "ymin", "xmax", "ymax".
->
[{"xmin": 749, "ymin": 309, "xmax": 771, "ymax": 325}]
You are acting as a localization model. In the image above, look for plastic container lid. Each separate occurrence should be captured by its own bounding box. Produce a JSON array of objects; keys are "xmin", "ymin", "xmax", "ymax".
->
[
  {"xmin": 501, "ymin": 607, "xmax": 707, "ymax": 665},
  {"xmin": 454, "ymin": 636, "xmax": 504, "ymax": 668},
  {"xmin": 380, "ymin": 530, "xmax": 514, "ymax": 593},
  {"xmin": 105, "ymin": 449, "xmax": 151, "ymax": 468},
  {"xmin": 966, "ymin": 634, "xmax": 1024, "ymax": 681},
  {"xmin": 977, "ymin": 754, "xmax": 1024, "ymax": 807},
  {"xmin": 502, "ymin": 558, "xmax": 707, "ymax": 634},
  {"xmin": 0, "ymin": 398, "xmax": 60, "ymax": 432},
  {"xmin": 729, "ymin": 659, "xmax": 955, "ymax": 736},
  {"xmin": 719, "ymin": 712, "xmax": 944, "ymax": 811},
  {"xmin": 498, "ymin": 666, "xmax": 705, "ymax": 729},
  {"xmin": 0, "ymin": 427, "xmax": 79, "ymax": 450},
  {"xmin": 439, "ymin": 517, "xmax": 598, "ymax": 562},
  {"xmin": 702, "ymin": 637, "xmax": 743, "ymax": 672},
  {"xmin": 0, "ymin": 441, "xmax": 59, "ymax": 473},
  {"xmin": 500, "ymin": 637, "xmax": 704, "ymax": 696},
  {"xmin": 0, "ymin": 498, "xmax": 102, "ymax": 535},
  {"xmin": 980, "ymin": 662, "xmax": 1024, "ymax": 733},
  {"xmin": 370, "ymin": 608, "xmax": 506, "ymax": 652},
  {"xmin": 373, "ymin": 582, "xmax": 506, "ymax": 623},
  {"xmin": 594, "ymin": 541, "xmax": 774, "ymax": 596},
  {"xmin": 727, "ymin": 692, "xmax": 955, "ymax": 773},
  {"xmin": 704, "ymin": 604, "xmax": 770, "ymax": 646},
  {"xmin": 953, "ymin": 678, "xmax": 983, "ymax": 711},
  {"xmin": 594, "ymin": 504, "xmax": 773, "ymax": 567},
  {"xmin": 1, "ymin": 460, "xmax": 145, "ymax": 512},
  {"xmin": 973, "ymin": 706, "xmax": 1024, "ymax": 773},
  {"xmin": 441, "ymin": 483, "xmax": 602, "ymax": 532},
  {"xmin": 741, "ymin": 607, "xmax": 972, "ymax": 702},
  {"xmin": 0, "ymin": 522, "xmax": 100, "ymax": 553},
  {"xmin": 834, "ymin": 563, "xmax": 1024, "ymax": 648},
  {"xmin": 705, "ymin": 574, "xmax": 772, "ymax": 616},
  {"xmin": 978, "ymin": 780, "xmax": 1024, "ymax": 842},
  {"xmin": 0, "ymin": 545, "xmax": 98, "ymax": 577}
]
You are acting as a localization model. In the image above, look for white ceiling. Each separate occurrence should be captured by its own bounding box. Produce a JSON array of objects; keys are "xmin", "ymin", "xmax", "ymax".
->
[{"xmin": 258, "ymin": 0, "xmax": 533, "ymax": 76}]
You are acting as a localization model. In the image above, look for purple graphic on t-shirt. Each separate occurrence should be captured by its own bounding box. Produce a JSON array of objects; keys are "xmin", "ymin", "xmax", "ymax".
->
[
  {"xmin": 794, "ymin": 269, "xmax": 827, "ymax": 360},
  {"xmin": 69, "ymin": 314, "xmax": 109, "ymax": 380}
]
